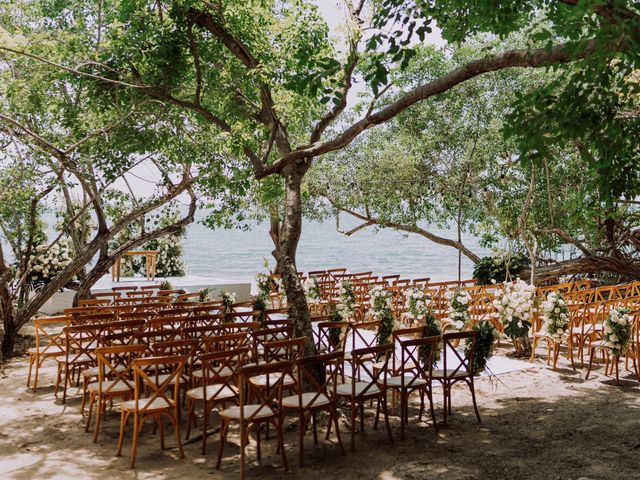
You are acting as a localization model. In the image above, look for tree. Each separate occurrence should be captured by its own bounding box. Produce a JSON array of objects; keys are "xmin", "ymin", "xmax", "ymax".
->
[
  {"xmin": 308, "ymin": 41, "xmax": 554, "ymax": 274},
  {"xmin": 1, "ymin": 0, "xmax": 638, "ymax": 352}
]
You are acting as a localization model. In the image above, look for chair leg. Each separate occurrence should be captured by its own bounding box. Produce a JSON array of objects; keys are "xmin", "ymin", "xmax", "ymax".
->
[
  {"xmin": 331, "ymin": 406, "xmax": 346, "ymax": 456},
  {"xmin": 427, "ymin": 389, "xmax": 438, "ymax": 432},
  {"xmin": 159, "ymin": 414, "xmax": 165, "ymax": 450},
  {"xmin": 93, "ymin": 396, "xmax": 103, "ymax": 443},
  {"xmin": 299, "ymin": 412, "xmax": 306, "ymax": 467},
  {"xmin": 85, "ymin": 393, "xmax": 95, "ymax": 433},
  {"xmin": 130, "ymin": 414, "xmax": 140, "ymax": 468},
  {"xmin": 350, "ymin": 401, "xmax": 356, "ymax": 452},
  {"xmin": 201, "ymin": 402, "xmax": 210, "ymax": 455},
  {"xmin": 117, "ymin": 411, "xmax": 129, "ymax": 457},
  {"xmin": 239, "ymin": 422, "xmax": 246, "ymax": 480},
  {"xmin": 585, "ymin": 347, "xmax": 596, "ymax": 379},
  {"xmin": 215, "ymin": 419, "xmax": 228, "ymax": 470},
  {"xmin": 277, "ymin": 417, "xmax": 289, "ymax": 473},
  {"xmin": 381, "ymin": 397, "xmax": 393, "ymax": 444},
  {"xmin": 469, "ymin": 379, "xmax": 481, "ymax": 423},
  {"xmin": 172, "ymin": 411, "xmax": 185, "ymax": 460},
  {"xmin": 614, "ymin": 356, "xmax": 620, "ymax": 386},
  {"xmin": 27, "ymin": 355, "xmax": 34, "ymax": 388},
  {"xmin": 33, "ymin": 357, "xmax": 41, "ymax": 392}
]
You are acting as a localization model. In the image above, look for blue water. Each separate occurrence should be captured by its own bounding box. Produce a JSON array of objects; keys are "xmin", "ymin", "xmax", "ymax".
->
[
  {"xmin": 5, "ymin": 212, "xmax": 489, "ymax": 284},
  {"xmin": 183, "ymin": 216, "xmax": 489, "ymax": 284}
]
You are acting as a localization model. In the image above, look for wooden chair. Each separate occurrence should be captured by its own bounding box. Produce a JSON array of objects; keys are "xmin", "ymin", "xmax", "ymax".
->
[
  {"xmin": 185, "ymin": 347, "xmax": 249, "ymax": 454},
  {"xmin": 27, "ymin": 316, "xmax": 70, "ymax": 391},
  {"xmin": 116, "ymin": 355, "xmax": 187, "ymax": 468},
  {"xmin": 86, "ymin": 344, "xmax": 147, "ymax": 442},
  {"xmin": 387, "ymin": 336, "xmax": 440, "ymax": 439},
  {"xmin": 281, "ymin": 350, "xmax": 346, "ymax": 466},
  {"xmin": 54, "ymin": 323, "xmax": 103, "ymax": 403},
  {"xmin": 337, "ymin": 344, "xmax": 394, "ymax": 451},
  {"xmin": 432, "ymin": 331, "xmax": 481, "ymax": 425},
  {"xmin": 316, "ymin": 321, "xmax": 351, "ymax": 354},
  {"xmin": 216, "ymin": 360, "xmax": 290, "ymax": 479}
]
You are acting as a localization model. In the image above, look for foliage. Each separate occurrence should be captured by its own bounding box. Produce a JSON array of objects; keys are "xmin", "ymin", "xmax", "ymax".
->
[
  {"xmin": 494, "ymin": 279, "xmax": 536, "ymax": 340},
  {"xmin": 366, "ymin": 0, "xmax": 640, "ymax": 203},
  {"xmin": 303, "ymin": 277, "xmax": 322, "ymax": 304},
  {"xmin": 336, "ymin": 281, "xmax": 356, "ymax": 320},
  {"xmin": 142, "ymin": 205, "xmax": 187, "ymax": 277},
  {"xmin": 419, "ymin": 308, "xmax": 442, "ymax": 367},
  {"xmin": 18, "ymin": 239, "xmax": 74, "ymax": 289},
  {"xmin": 465, "ymin": 320, "xmax": 499, "ymax": 374},
  {"xmin": 370, "ymin": 285, "xmax": 395, "ymax": 346},
  {"xmin": 405, "ymin": 288, "xmax": 428, "ymax": 321},
  {"xmin": 603, "ymin": 307, "xmax": 632, "ymax": 356},
  {"xmin": 540, "ymin": 292, "xmax": 569, "ymax": 341},
  {"xmin": 473, "ymin": 251, "xmax": 530, "ymax": 286},
  {"xmin": 198, "ymin": 288, "xmax": 212, "ymax": 302},
  {"xmin": 444, "ymin": 288, "xmax": 471, "ymax": 331}
]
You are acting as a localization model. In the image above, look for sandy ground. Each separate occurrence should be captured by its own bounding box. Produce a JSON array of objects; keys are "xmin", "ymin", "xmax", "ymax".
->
[{"xmin": 1, "ymin": 335, "xmax": 639, "ymax": 480}]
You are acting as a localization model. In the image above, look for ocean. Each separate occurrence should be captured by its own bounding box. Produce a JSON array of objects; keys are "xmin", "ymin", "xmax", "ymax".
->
[{"xmin": 183, "ymin": 216, "xmax": 490, "ymax": 284}]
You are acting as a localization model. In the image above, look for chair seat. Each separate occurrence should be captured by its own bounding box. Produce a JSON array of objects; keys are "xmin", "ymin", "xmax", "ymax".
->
[
  {"xmin": 155, "ymin": 372, "xmax": 184, "ymax": 385},
  {"xmin": 387, "ymin": 375, "xmax": 428, "ymax": 388},
  {"xmin": 281, "ymin": 392, "xmax": 331, "ymax": 409},
  {"xmin": 336, "ymin": 382, "xmax": 381, "ymax": 398},
  {"xmin": 82, "ymin": 365, "xmax": 126, "ymax": 379},
  {"xmin": 29, "ymin": 346, "xmax": 64, "ymax": 356},
  {"xmin": 55, "ymin": 353, "xmax": 93, "ymax": 365},
  {"xmin": 186, "ymin": 384, "xmax": 238, "ymax": 402},
  {"xmin": 88, "ymin": 379, "xmax": 133, "ymax": 395},
  {"xmin": 121, "ymin": 397, "xmax": 173, "ymax": 412},
  {"xmin": 432, "ymin": 369, "xmax": 469, "ymax": 380},
  {"xmin": 192, "ymin": 367, "xmax": 233, "ymax": 380},
  {"xmin": 219, "ymin": 404, "xmax": 276, "ymax": 420},
  {"xmin": 249, "ymin": 372, "xmax": 296, "ymax": 388}
]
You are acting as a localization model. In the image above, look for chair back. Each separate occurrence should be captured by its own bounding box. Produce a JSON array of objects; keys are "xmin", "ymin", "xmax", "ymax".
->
[
  {"xmin": 442, "ymin": 331, "xmax": 479, "ymax": 377},
  {"xmin": 347, "ymin": 344, "xmax": 393, "ymax": 398},
  {"xmin": 132, "ymin": 355, "xmax": 187, "ymax": 413},
  {"xmin": 95, "ymin": 344, "xmax": 147, "ymax": 395},
  {"xmin": 316, "ymin": 321, "xmax": 351, "ymax": 353},
  {"xmin": 263, "ymin": 337, "xmax": 307, "ymax": 363},
  {"xmin": 294, "ymin": 350, "xmax": 344, "ymax": 407},
  {"xmin": 32, "ymin": 316, "xmax": 70, "ymax": 355},
  {"xmin": 395, "ymin": 336, "xmax": 440, "ymax": 388},
  {"xmin": 238, "ymin": 360, "xmax": 291, "ymax": 422}
]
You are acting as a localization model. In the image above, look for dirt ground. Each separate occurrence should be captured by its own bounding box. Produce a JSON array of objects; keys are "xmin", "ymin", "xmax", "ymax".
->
[{"xmin": 1, "ymin": 338, "xmax": 639, "ymax": 480}]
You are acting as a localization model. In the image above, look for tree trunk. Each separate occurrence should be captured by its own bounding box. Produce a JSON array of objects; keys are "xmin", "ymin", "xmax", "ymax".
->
[
  {"xmin": 277, "ymin": 163, "xmax": 315, "ymax": 357},
  {"xmin": 526, "ymin": 255, "xmax": 640, "ymax": 284},
  {"xmin": 1, "ymin": 317, "xmax": 18, "ymax": 358},
  {"xmin": 268, "ymin": 208, "xmax": 284, "ymax": 274}
]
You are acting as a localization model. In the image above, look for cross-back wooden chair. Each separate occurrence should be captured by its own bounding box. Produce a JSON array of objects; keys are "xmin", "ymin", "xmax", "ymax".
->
[
  {"xmin": 316, "ymin": 321, "xmax": 351, "ymax": 353},
  {"xmin": 186, "ymin": 346, "xmax": 249, "ymax": 454},
  {"xmin": 387, "ymin": 336, "xmax": 440, "ymax": 439},
  {"xmin": 250, "ymin": 326, "xmax": 294, "ymax": 362},
  {"xmin": 151, "ymin": 339, "xmax": 198, "ymax": 404},
  {"xmin": 281, "ymin": 350, "xmax": 346, "ymax": 466},
  {"xmin": 348, "ymin": 320, "xmax": 380, "ymax": 363},
  {"xmin": 55, "ymin": 323, "xmax": 104, "ymax": 403},
  {"xmin": 94, "ymin": 292, "xmax": 120, "ymax": 303},
  {"xmin": 27, "ymin": 316, "xmax": 70, "ymax": 391},
  {"xmin": 86, "ymin": 344, "xmax": 147, "ymax": 442},
  {"xmin": 337, "ymin": 343, "xmax": 394, "ymax": 451},
  {"xmin": 117, "ymin": 355, "xmax": 187, "ymax": 468},
  {"xmin": 432, "ymin": 331, "xmax": 481, "ymax": 425},
  {"xmin": 216, "ymin": 360, "xmax": 291, "ymax": 479}
]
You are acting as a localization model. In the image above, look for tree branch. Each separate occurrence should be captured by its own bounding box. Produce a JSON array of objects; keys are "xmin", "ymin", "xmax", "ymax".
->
[{"xmin": 258, "ymin": 40, "xmax": 600, "ymax": 178}]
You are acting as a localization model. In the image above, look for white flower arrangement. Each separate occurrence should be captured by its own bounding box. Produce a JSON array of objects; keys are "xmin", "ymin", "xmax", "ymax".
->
[
  {"xmin": 405, "ymin": 288, "xmax": 428, "ymax": 320},
  {"xmin": 540, "ymin": 292, "xmax": 569, "ymax": 341},
  {"xmin": 369, "ymin": 285, "xmax": 392, "ymax": 315},
  {"xmin": 603, "ymin": 307, "xmax": 632, "ymax": 356},
  {"xmin": 23, "ymin": 240, "xmax": 74, "ymax": 287},
  {"xmin": 256, "ymin": 272, "xmax": 272, "ymax": 297},
  {"xmin": 303, "ymin": 277, "xmax": 322, "ymax": 304},
  {"xmin": 221, "ymin": 290, "xmax": 236, "ymax": 308},
  {"xmin": 494, "ymin": 279, "xmax": 536, "ymax": 339},
  {"xmin": 445, "ymin": 288, "xmax": 472, "ymax": 331},
  {"xmin": 335, "ymin": 281, "xmax": 356, "ymax": 320}
]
